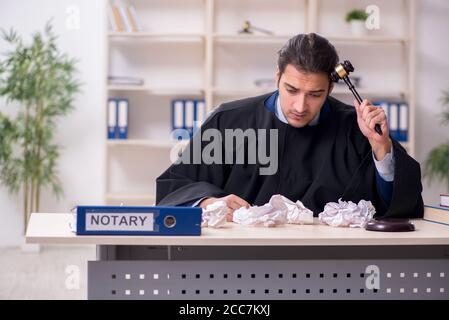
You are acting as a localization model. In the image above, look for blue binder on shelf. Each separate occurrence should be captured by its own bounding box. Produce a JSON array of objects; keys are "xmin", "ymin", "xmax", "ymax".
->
[
  {"xmin": 389, "ymin": 102, "xmax": 399, "ymax": 141},
  {"xmin": 75, "ymin": 205, "xmax": 202, "ymax": 236},
  {"xmin": 107, "ymin": 99, "xmax": 118, "ymax": 139},
  {"xmin": 397, "ymin": 102, "xmax": 408, "ymax": 142},
  {"xmin": 184, "ymin": 99, "xmax": 195, "ymax": 137},
  {"xmin": 194, "ymin": 99, "xmax": 206, "ymax": 129},
  {"xmin": 171, "ymin": 99, "xmax": 185, "ymax": 139},
  {"xmin": 373, "ymin": 101, "xmax": 408, "ymax": 142},
  {"xmin": 171, "ymin": 99, "xmax": 205, "ymax": 139},
  {"xmin": 117, "ymin": 98, "xmax": 129, "ymax": 139}
]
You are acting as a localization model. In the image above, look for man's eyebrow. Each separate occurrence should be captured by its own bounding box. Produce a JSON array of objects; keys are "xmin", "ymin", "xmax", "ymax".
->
[
  {"xmin": 284, "ymin": 82, "xmax": 326, "ymax": 93},
  {"xmin": 284, "ymin": 83, "xmax": 298, "ymax": 90}
]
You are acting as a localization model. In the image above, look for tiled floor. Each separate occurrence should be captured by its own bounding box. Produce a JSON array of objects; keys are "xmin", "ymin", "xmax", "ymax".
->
[{"xmin": 0, "ymin": 245, "xmax": 95, "ymax": 300}]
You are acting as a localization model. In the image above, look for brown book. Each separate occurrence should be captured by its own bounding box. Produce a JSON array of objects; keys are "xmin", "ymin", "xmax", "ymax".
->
[
  {"xmin": 424, "ymin": 205, "xmax": 449, "ymax": 225},
  {"xmin": 111, "ymin": 5, "xmax": 124, "ymax": 32}
]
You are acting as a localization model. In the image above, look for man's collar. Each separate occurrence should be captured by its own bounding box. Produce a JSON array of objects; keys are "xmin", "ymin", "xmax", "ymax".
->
[{"xmin": 275, "ymin": 93, "xmax": 289, "ymax": 124}]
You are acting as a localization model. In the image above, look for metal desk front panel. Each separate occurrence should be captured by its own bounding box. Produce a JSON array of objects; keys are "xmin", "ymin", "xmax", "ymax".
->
[{"xmin": 88, "ymin": 245, "xmax": 449, "ymax": 300}]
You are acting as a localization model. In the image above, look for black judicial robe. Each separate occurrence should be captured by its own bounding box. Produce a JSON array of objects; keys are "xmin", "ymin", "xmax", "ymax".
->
[{"xmin": 156, "ymin": 92, "xmax": 424, "ymax": 218}]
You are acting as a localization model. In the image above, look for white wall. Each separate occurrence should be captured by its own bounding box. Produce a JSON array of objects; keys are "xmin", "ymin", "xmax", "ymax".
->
[
  {"xmin": 0, "ymin": 0, "xmax": 106, "ymax": 245},
  {"xmin": 415, "ymin": 0, "xmax": 449, "ymax": 205}
]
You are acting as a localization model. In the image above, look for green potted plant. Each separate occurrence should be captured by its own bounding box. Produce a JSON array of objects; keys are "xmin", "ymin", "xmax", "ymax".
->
[
  {"xmin": 345, "ymin": 9, "xmax": 369, "ymax": 36},
  {"xmin": 424, "ymin": 90, "xmax": 449, "ymax": 193},
  {"xmin": 0, "ymin": 22, "xmax": 81, "ymax": 244}
]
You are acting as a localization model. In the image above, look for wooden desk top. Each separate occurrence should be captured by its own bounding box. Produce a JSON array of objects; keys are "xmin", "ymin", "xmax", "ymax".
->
[{"xmin": 25, "ymin": 213, "xmax": 449, "ymax": 246}]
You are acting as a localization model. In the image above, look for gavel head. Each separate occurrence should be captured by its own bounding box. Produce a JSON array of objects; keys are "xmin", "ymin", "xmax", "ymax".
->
[
  {"xmin": 330, "ymin": 60, "xmax": 355, "ymax": 82},
  {"xmin": 241, "ymin": 20, "xmax": 252, "ymax": 33}
]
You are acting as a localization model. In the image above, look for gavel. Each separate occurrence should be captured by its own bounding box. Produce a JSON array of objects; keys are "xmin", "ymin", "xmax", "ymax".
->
[
  {"xmin": 330, "ymin": 60, "xmax": 383, "ymax": 136},
  {"xmin": 238, "ymin": 21, "xmax": 274, "ymax": 35}
]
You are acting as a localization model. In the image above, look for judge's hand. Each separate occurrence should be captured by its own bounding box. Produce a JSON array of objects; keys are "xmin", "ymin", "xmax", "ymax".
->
[
  {"xmin": 354, "ymin": 99, "xmax": 392, "ymax": 161},
  {"xmin": 199, "ymin": 194, "xmax": 250, "ymax": 222}
]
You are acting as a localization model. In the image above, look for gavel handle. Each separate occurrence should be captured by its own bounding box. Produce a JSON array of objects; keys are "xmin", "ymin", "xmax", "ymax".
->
[
  {"xmin": 343, "ymin": 77, "xmax": 383, "ymax": 135},
  {"xmin": 251, "ymin": 26, "xmax": 274, "ymax": 35}
]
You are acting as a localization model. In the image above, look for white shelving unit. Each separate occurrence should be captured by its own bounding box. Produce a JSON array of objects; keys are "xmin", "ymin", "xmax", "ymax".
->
[{"xmin": 105, "ymin": 0, "xmax": 415, "ymax": 205}]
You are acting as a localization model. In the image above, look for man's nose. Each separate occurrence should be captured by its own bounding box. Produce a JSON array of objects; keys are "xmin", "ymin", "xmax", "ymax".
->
[{"xmin": 292, "ymin": 94, "xmax": 307, "ymax": 113}]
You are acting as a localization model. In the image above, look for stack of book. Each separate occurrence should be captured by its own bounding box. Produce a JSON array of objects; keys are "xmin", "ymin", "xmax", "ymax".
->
[
  {"xmin": 108, "ymin": 3, "xmax": 142, "ymax": 32},
  {"xmin": 424, "ymin": 195, "xmax": 449, "ymax": 225},
  {"xmin": 424, "ymin": 204, "xmax": 449, "ymax": 225}
]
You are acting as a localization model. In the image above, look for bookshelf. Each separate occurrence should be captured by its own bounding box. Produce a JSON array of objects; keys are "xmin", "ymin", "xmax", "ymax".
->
[{"xmin": 105, "ymin": 0, "xmax": 416, "ymax": 205}]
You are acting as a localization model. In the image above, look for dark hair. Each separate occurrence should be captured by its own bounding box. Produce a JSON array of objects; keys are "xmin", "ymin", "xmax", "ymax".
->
[{"xmin": 277, "ymin": 33, "xmax": 339, "ymax": 79}]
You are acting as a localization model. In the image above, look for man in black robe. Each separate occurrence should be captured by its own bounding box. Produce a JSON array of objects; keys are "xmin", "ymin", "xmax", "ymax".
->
[{"xmin": 156, "ymin": 33, "xmax": 424, "ymax": 219}]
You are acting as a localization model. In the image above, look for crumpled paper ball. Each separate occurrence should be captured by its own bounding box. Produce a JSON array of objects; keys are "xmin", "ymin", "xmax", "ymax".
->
[
  {"xmin": 201, "ymin": 200, "xmax": 228, "ymax": 228},
  {"xmin": 318, "ymin": 198, "xmax": 376, "ymax": 228},
  {"xmin": 233, "ymin": 194, "xmax": 314, "ymax": 227}
]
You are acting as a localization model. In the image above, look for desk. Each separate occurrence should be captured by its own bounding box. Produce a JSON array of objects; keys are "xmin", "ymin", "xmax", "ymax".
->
[{"xmin": 26, "ymin": 213, "xmax": 449, "ymax": 300}]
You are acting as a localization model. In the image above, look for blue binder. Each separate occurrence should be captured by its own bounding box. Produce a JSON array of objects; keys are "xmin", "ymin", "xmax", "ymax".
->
[
  {"xmin": 117, "ymin": 99, "xmax": 128, "ymax": 139},
  {"xmin": 184, "ymin": 99, "xmax": 195, "ymax": 137},
  {"xmin": 397, "ymin": 102, "xmax": 408, "ymax": 142},
  {"xmin": 373, "ymin": 101, "xmax": 407, "ymax": 142},
  {"xmin": 389, "ymin": 102, "xmax": 400, "ymax": 141},
  {"xmin": 194, "ymin": 99, "xmax": 206, "ymax": 129},
  {"xmin": 107, "ymin": 99, "xmax": 118, "ymax": 139},
  {"xmin": 75, "ymin": 205, "xmax": 202, "ymax": 236},
  {"xmin": 171, "ymin": 99, "xmax": 185, "ymax": 139}
]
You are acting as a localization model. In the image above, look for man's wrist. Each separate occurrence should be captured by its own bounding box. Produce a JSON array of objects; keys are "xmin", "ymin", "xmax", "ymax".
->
[
  {"xmin": 370, "ymin": 138, "xmax": 392, "ymax": 161},
  {"xmin": 199, "ymin": 197, "xmax": 214, "ymax": 208}
]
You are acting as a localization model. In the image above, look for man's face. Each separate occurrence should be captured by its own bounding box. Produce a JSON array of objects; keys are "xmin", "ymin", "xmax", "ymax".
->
[{"xmin": 276, "ymin": 64, "xmax": 333, "ymax": 128}]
